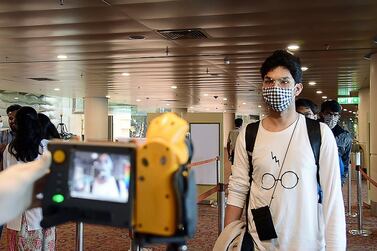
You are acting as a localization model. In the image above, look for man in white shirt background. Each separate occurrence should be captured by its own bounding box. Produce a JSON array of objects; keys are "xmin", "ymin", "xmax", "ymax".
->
[
  {"xmin": 224, "ymin": 50, "xmax": 346, "ymax": 250},
  {"xmin": 227, "ymin": 118, "xmax": 243, "ymax": 164}
]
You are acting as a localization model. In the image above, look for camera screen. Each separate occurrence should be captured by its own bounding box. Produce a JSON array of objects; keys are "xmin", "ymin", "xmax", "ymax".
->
[{"xmin": 69, "ymin": 150, "xmax": 131, "ymax": 203}]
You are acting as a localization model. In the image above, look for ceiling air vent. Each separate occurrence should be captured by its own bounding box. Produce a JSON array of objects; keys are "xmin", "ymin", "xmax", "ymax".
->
[
  {"xmin": 28, "ymin": 77, "xmax": 58, "ymax": 81},
  {"xmin": 157, "ymin": 29, "xmax": 208, "ymax": 40}
]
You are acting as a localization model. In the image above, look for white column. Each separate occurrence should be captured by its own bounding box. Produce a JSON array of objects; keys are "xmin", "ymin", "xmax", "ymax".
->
[
  {"xmin": 84, "ymin": 97, "xmax": 108, "ymax": 141},
  {"xmin": 369, "ymin": 53, "xmax": 377, "ymax": 216},
  {"xmin": 358, "ymin": 88, "xmax": 370, "ymax": 203}
]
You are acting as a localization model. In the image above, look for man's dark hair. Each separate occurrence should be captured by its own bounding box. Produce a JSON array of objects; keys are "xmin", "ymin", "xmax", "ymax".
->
[
  {"xmin": 235, "ymin": 118, "xmax": 243, "ymax": 128},
  {"xmin": 6, "ymin": 104, "xmax": 22, "ymax": 114},
  {"xmin": 321, "ymin": 99, "xmax": 342, "ymax": 113},
  {"xmin": 295, "ymin": 98, "xmax": 319, "ymax": 114},
  {"xmin": 260, "ymin": 50, "xmax": 303, "ymax": 83}
]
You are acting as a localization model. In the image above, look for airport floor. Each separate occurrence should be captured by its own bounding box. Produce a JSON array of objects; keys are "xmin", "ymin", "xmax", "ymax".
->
[
  {"xmin": 1, "ymin": 181, "xmax": 376, "ymax": 250},
  {"xmin": 1, "ymin": 184, "xmax": 377, "ymax": 250}
]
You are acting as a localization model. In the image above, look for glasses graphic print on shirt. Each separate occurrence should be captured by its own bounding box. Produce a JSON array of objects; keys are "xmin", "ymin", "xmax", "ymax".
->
[{"xmin": 261, "ymin": 152, "xmax": 299, "ymax": 191}]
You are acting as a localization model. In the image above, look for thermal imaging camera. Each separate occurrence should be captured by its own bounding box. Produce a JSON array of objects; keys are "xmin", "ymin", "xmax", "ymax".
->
[
  {"xmin": 41, "ymin": 141, "xmax": 136, "ymax": 228},
  {"xmin": 40, "ymin": 113, "xmax": 197, "ymax": 250}
]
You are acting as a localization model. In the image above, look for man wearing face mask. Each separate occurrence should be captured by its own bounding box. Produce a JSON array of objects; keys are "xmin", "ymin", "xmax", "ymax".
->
[
  {"xmin": 320, "ymin": 100, "xmax": 352, "ymax": 185},
  {"xmin": 295, "ymin": 98, "xmax": 319, "ymax": 120},
  {"xmin": 223, "ymin": 50, "xmax": 346, "ymax": 250}
]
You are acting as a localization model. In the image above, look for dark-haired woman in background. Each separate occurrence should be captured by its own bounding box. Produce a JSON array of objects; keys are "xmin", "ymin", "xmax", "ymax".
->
[
  {"xmin": 3, "ymin": 107, "xmax": 55, "ymax": 251},
  {"xmin": 38, "ymin": 113, "xmax": 61, "ymax": 140}
]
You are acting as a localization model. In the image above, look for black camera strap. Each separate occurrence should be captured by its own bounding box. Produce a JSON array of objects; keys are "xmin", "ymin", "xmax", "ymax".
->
[{"xmin": 268, "ymin": 115, "xmax": 299, "ymax": 207}]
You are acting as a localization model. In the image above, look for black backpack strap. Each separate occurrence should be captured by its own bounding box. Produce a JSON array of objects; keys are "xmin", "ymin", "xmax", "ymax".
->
[
  {"xmin": 241, "ymin": 121, "xmax": 260, "ymax": 250},
  {"xmin": 305, "ymin": 118, "xmax": 322, "ymax": 203},
  {"xmin": 245, "ymin": 121, "xmax": 260, "ymax": 182}
]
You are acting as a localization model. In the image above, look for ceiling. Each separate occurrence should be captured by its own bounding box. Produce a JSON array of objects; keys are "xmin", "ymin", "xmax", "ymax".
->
[{"xmin": 0, "ymin": 0, "xmax": 376, "ymax": 115}]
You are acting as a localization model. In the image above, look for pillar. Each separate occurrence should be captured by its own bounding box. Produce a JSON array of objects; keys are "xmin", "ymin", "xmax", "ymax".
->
[
  {"xmin": 369, "ymin": 53, "xmax": 377, "ymax": 215},
  {"xmin": 358, "ymin": 88, "xmax": 370, "ymax": 202},
  {"xmin": 84, "ymin": 97, "xmax": 108, "ymax": 141}
]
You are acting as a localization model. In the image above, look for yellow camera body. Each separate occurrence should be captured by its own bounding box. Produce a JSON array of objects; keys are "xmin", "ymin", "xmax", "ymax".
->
[{"xmin": 135, "ymin": 112, "xmax": 189, "ymax": 236}]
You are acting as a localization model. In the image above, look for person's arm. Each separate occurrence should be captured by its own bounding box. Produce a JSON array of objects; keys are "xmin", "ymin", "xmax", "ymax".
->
[
  {"xmin": 319, "ymin": 124, "xmax": 346, "ymax": 250},
  {"xmin": 341, "ymin": 133, "xmax": 353, "ymax": 181},
  {"xmin": 225, "ymin": 205, "xmax": 243, "ymax": 226},
  {"xmin": 225, "ymin": 127, "xmax": 250, "ymax": 227},
  {"xmin": 226, "ymin": 131, "xmax": 231, "ymax": 157},
  {"xmin": 0, "ymin": 151, "xmax": 51, "ymax": 224}
]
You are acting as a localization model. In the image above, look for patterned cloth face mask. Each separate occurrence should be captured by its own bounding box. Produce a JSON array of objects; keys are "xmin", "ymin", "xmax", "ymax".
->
[
  {"xmin": 323, "ymin": 114, "xmax": 339, "ymax": 129},
  {"xmin": 262, "ymin": 87, "xmax": 294, "ymax": 112}
]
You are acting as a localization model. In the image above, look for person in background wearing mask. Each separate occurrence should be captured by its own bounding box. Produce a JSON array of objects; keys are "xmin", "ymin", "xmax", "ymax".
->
[
  {"xmin": 224, "ymin": 50, "xmax": 345, "ymax": 250},
  {"xmin": 227, "ymin": 118, "xmax": 243, "ymax": 164},
  {"xmin": 320, "ymin": 100, "xmax": 353, "ymax": 185},
  {"xmin": 295, "ymin": 98, "xmax": 319, "ymax": 120}
]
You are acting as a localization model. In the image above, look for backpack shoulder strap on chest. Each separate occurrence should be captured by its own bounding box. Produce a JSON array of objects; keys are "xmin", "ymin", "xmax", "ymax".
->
[
  {"xmin": 245, "ymin": 121, "xmax": 260, "ymax": 179},
  {"xmin": 243, "ymin": 121, "xmax": 260, "ymax": 240},
  {"xmin": 305, "ymin": 117, "xmax": 322, "ymax": 203}
]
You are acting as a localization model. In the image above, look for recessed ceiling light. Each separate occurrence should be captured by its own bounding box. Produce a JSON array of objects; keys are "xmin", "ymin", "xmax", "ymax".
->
[
  {"xmin": 258, "ymin": 105, "xmax": 262, "ymax": 108},
  {"xmin": 57, "ymin": 55, "xmax": 67, "ymax": 59},
  {"xmin": 223, "ymin": 98, "xmax": 227, "ymax": 101},
  {"xmin": 301, "ymin": 66, "xmax": 309, "ymax": 71},
  {"xmin": 189, "ymin": 106, "xmax": 193, "ymax": 109},
  {"xmin": 54, "ymin": 88, "xmax": 60, "ymax": 91},
  {"xmin": 322, "ymin": 96, "xmax": 327, "ymax": 99},
  {"xmin": 136, "ymin": 99, "xmax": 141, "ymax": 102},
  {"xmin": 308, "ymin": 81, "xmax": 316, "ymax": 86},
  {"xmin": 353, "ymin": 112, "xmax": 356, "ymax": 114},
  {"xmin": 14, "ymin": 97, "xmax": 19, "ymax": 100},
  {"xmin": 262, "ymin": 114, "xmax": 265, "ymax": 117},
  {"xmin": 343, "ymin": 108, "xmax": 348, "ymax": 111},
  {"xmin": 242, "ymin": 102, "xmax": 246, "ymax": 105},
  {"xmin": 348, "ymin": 110, "xmax": 352, "ymax": 113},
  {"xmin": 166, "ymin": 103, "xmax": 170, "ymax": 106},
  {"xmin": 203, "ymin": 93, "xmax": 209, "ymax": 96},
  {"xmin": 224, "ymin": 110, "xmax": 227, "ymax": 113},
  {"xmin": 287, "ymin": 44, "xmax": 300, "ymax": 51},
  {"xmin": 121, "ymin": 72, "xmax": 130, "ymax": 76},
  {"xmin": 316, "ymin": 90, "xmax": 323, "ymax": 94},
  {"xmin": 171, "ymin": 85, "xmax": 177, "ymax": 89}
]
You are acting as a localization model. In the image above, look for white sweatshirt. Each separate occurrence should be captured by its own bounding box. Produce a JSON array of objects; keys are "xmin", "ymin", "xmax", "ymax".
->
[{"xmin": 227, "ymin": 114, "xmax": 346, "ymax": 251}]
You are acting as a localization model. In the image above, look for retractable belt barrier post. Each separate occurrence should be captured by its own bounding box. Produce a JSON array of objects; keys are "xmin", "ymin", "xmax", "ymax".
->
[
  {"xmin": 131, "ymin": 239, "xmax": 141, "ymax": 251},
  {"xmin": 75, "ymin": 222, "xmax": 84, "ymax": 251},
  {"xmin": 216, "ymin": 157, "xmax": 225, "ymax": 235},
  {"xmin": 346, "ymin": 153, "xmax": 357, "ymax": 217},
  {"xmin": 349, "ymin": 148, "xmax": 371, "ymax": 237},
  {"xmin": 189, "ymin": 156, "xmax": 225, "ymax": 235}
]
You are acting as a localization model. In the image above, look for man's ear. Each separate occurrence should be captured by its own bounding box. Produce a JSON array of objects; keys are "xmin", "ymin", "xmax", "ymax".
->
[{"xmin": 294, "ymin": 83, "xmax": 303, "ymax": 96}]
